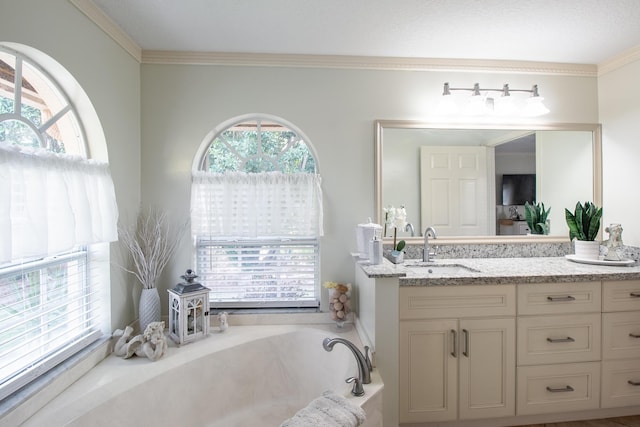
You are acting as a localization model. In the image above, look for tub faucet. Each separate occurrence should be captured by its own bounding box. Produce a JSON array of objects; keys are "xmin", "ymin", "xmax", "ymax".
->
[
  {"xmin": 423, "ymin": 226, "xmax": 437, "ymax": 262},
  {"xmin": 323, "ymin": 337, "xmax": 372, "ymax": 396}
]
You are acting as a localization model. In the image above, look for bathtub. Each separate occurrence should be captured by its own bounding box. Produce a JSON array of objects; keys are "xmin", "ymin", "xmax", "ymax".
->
[{"xmin": 21, "ymin": 324, "xmax": 383, "ymax": 426}]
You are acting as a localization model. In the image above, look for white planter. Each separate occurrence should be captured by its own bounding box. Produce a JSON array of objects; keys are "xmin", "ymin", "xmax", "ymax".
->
[
  {"xmin": 574, "ymin": 240, "xmax": 601, "ymax": 260},
  {"xmin": 139, "ymin": 287, "xmax": 161, "ymax": 333}
]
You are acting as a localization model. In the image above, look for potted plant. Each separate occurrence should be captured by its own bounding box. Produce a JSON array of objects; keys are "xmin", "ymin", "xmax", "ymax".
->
[
  {"xmin": 119, "ymin": 208, "xmax": 186, "ymax": 332},
  {"xmin": 565, "ymin": 201, "xmax": 603, "ymax": 259},
  {"xmin": 383, "ymin": 205, "xmax": 407, "ymax": 264},
  {"xmin": 524, "ymin": 201, "xmax": 551, "ymax": 235}
]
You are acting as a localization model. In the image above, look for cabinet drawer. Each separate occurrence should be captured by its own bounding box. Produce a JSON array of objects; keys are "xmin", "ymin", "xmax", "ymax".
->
[
  {"xmin": 517, "ymin": 313, "xmax": 601, "ymax": 365},
  {"xmin": 517, "ymin": 282, "xmax": 601, "ymax": 315},
  {"xmin": 603, "ymin": 280, "xmax": 640, "ymax": 312},
  {"xmin": 516, "ymin": 362, "xmax": 600, "ymax": 415},
  {"xmin": 602, "ymin": 311, "xmax": 640, "ymax": 360},
  {"xmin": 602, "ymin": 359, "xmax": 640, "ymax": 408},
  {"xmin": 399, "ymin": 285, "xmax": 515, "ymax": 320}
]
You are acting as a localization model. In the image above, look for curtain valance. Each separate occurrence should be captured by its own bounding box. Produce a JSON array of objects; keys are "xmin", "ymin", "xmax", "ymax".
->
[
  {"xmin": 0, "ymin": 144, "xmax": 119, "ymax": 264},
  {"xmin": 191, "ymin": 171, "xmax": 323, "ymax": 239}
]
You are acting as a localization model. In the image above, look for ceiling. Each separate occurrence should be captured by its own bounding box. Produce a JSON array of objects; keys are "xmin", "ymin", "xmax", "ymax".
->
[{"xmin": 91, "ymin": 0, "xmax": 640, "ymax": 65}]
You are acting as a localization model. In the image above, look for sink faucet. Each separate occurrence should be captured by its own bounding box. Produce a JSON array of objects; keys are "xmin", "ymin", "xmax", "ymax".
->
[
  {"xmin": 404, "ymin": 222, "xmax": 415, "ymax": 237},
  {"xmin": 423, "ymin": 226, "xmax": 437, "ymax": 262},
  {"xmin": 323, "ymin": 337, "xmax": 372, "ymax": 396}
]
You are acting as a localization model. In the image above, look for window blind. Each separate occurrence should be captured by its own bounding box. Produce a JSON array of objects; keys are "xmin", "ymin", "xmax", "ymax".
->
[
  {"xmin": 197, "ymin": 239, "xmax": 319, "ymax": 308},
  {"xmin": 0, "ymin": 249, "xmax": 101, "ymax": 401}
]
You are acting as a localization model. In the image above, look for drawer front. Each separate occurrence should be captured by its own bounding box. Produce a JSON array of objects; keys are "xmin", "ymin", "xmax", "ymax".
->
[
  {"xmin": 603, "ymin": 280, "xmax": 640, "ymax": 312},
  {"xmin": 517, "ymin": 313, "xmax": 601, "ymax": 365},
  {"xmin": 399, "ymin": 285, "xmax": 516, "ymax": 320},
  {"xmin": 602, "ymin": 311, "xmax": 640, "ymax": 360},
  {"xmin": 517, "ymin": 282, "xmax": 601, "ymax": 316},
  {"xmin": 602, "ymin": 359, "xmax": 640, "ymax": 408},
  {"xmin": 516, "ymin": 362, "xmax": 600, "ymax": 415}
]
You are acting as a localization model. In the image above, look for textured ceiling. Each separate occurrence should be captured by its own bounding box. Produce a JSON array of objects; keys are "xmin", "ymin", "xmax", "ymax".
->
[{"xmin": 93, "ymin": 0, "xmax": 640, "ymax": 64}]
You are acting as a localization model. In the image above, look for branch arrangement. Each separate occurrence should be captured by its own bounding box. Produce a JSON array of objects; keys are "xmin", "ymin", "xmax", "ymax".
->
[{"xmin": 118, "ymin": 209, "xmax": 187, "ymax": 289}]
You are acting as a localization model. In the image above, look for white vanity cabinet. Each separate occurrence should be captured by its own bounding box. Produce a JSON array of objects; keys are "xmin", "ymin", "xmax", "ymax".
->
[
  {"xmin": 516, "ymin": 282, "xmax": 602, "ymax": 415},
  {"xmin": 601, "ymin": 280, "xmax": 640, "ymax": 408},
  {"xmin": 398, "ymin": 285, "xmax": 516, "ymax": 423}
]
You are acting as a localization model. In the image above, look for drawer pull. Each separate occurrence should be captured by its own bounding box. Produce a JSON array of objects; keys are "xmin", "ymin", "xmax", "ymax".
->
[
  {"xmin": 546, "ymin": 385, "xmax": 574, "ymax": 393},
  {"xmin": 546, "ymin": 295, "xmax": 576, "ymax": 302},
  {"xmin": 462, "ymin": 329, "xmax": 470, "ymax": 358},
  {"xmin": 546, "ymin": 336, "xmax": 575, "ymax": 343},
  {"xmin": 450, "ymin": 329, "xmax": 457, "ymax": 358},
  {"xmin": 630, "ymin": 292, "xmax": 640, "ymax": 298},
  {"xmin": 629, "ymin": 333, "xmax": 640, "ymax": 339},
  {"xmin": 628, "ymin": 380, "xmax": 640, "ymax": 386}
]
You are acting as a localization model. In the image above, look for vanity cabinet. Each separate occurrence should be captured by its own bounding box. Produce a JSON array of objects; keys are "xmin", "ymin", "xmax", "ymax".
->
[
  {"xmin": 516, "ymin": 282, "xmax": 602, "ymax": 415},
  {"xmin": 399, "ymin": 285, "xmax": 516, "ymax": 423},
  {"xmin": 601, "ymin": 280, "xmax": 640, "ymax": 408}
]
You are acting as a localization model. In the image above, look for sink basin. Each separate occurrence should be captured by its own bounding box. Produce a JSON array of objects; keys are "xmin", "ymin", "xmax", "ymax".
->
[{"xmin": 404, "ymin": 263, "xmax": 479, "ymax": 275}]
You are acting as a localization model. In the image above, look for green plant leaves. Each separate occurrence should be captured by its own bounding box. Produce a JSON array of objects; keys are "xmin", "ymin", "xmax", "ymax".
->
[
  {"xmin": 524, "ymin": 201, "xmax": 551, "ymax": 235},
  {"xmin": 565, "ymin": 201, "xmax": 602, "ymax": 241}
]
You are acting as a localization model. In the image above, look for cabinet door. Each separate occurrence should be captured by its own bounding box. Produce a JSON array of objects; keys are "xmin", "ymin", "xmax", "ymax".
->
[
  {"xmin": 399, "ymin": 319, "xmax": 458, "ymax": 423},
  {"xmin": 459, "ymin": 318, "xmax": 516, "ymax": 420}
]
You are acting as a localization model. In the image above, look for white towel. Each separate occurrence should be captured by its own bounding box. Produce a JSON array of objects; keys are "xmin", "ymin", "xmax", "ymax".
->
[{"xmin": 280, "ymin": 390, "xmax": 367, "ymax": 427}]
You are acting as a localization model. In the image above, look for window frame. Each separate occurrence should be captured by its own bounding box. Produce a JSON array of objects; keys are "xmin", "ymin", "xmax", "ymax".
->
[
  {"xmin": 0, "ymin": 46, "xmax": 111, "ymax": 402},
  {"xmin": 192, "ymin": 114, "xmax": 322, "ymax": 309}
]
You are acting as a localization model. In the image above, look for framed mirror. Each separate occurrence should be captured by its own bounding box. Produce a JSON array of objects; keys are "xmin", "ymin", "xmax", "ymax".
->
[{"xmin": 375, "ymin": 120, "xmax": 602, "ymax": 244}]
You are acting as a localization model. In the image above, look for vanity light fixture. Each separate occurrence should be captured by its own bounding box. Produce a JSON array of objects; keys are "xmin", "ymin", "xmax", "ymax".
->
[{"xmin": 440, "ymin": 82, "xmax": 550, "ymax": 117}]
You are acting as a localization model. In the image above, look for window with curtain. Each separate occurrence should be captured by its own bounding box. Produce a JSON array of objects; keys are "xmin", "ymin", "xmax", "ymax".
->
[
  {"xmin": 0, "ymin": 46, "xmax": 118, "ymax": 401},
  {"xmin": 191, "ymin": 116, "xmax": 323, "ymax": 308}
]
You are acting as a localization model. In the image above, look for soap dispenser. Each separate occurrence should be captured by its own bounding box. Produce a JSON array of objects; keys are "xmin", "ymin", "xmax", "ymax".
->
[{"xmin": 368, "ymin": 228, "xmax": 383, "ymax": 265}]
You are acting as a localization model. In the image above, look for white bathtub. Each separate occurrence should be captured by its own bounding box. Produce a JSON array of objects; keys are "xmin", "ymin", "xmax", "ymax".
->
[{"xmin": 22, "ymin": 324, "xmax": 383, "ymax": 427}]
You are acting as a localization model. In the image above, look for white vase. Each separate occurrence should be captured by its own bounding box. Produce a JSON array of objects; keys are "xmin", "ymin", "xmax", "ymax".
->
[
  {"xmin": 139, "ymin": 287, "xmax": 161, "ymax": 333},
  {"xmin": 574, "ymin": 240, "xmax": 601, "ymax": 260}
]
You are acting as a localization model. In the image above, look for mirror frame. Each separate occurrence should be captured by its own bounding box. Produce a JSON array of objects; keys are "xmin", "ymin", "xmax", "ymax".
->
[{"xmin": 374, "ymin": 120, "xmax": 602, "ymax": 245}]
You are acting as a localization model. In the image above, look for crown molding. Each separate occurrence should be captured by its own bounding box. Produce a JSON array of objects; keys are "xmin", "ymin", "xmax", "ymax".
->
[
  {"xmin": 69, "ymin": 0, "xmax": 141, "ymax": 62},
  {"xmin": 141, "ymin": 50, "xmax": 597, "ymax": 76},
  {"xmin": 598, "ymin": 44, "xmax": 640, "ymax": 76},
  {"xmin": 75, "ymin": 0, "xmax": 640, "ymax": 76}
]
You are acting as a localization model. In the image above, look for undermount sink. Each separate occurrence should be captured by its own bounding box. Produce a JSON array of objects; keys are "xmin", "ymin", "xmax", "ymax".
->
[{"xmin": 404, "ymin": 263, "xmax": 479, "ymax": 275}]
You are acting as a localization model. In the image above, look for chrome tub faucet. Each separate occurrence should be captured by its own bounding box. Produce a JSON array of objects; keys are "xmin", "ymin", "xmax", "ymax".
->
[{"xmin": 323, "ymin": 337, "xmax": 372, "ymax": 396}]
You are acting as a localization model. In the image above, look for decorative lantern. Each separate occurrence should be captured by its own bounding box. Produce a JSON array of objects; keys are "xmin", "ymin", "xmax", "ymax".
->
[{"xmin": 168, "ymin": 269, "xmax": 210, "ymax": 345}]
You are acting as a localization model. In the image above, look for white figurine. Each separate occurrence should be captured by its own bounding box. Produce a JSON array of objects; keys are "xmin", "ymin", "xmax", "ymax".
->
[
  {"xmin": 112, "ymin": 321, "xmax": 168, "ymax": 361},
  {"xmin": 218, "ymin": 312, "xmax": 229, "ymax": 332},
  {"xmin": 604, "ymin": 223, "xmax": 624, "ymax": 261}
]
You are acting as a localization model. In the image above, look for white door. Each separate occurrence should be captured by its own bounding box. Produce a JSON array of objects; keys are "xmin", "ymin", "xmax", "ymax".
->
[{"xmin": 420, "ymin": 146, "xmax": 489, "ymax": 236}]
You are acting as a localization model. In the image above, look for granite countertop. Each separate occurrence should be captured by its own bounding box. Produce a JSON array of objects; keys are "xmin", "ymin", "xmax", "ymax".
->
[{"xmin": 358, "ymin": 256, "xmax": 640, "ymax": 286}]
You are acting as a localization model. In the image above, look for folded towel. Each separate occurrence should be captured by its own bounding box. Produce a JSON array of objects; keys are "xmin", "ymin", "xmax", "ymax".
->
[{"xmin": 280, "ymin": 390, "xmax": 366, "ymax": 427}]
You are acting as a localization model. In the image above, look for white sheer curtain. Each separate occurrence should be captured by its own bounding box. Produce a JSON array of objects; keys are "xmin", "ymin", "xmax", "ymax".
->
[
  {"xmin": 0, "ymin": 143, "xmax": 119, "ymax": 264},
  {"xmin": 191, "ymin": 171, "xmax": 323, "ymax": 239}
]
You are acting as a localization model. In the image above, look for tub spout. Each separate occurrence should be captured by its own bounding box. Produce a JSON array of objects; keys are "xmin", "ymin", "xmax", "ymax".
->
[{"xmin": 323, "ymin": 337, "xmax": 372, "ymax": 396}]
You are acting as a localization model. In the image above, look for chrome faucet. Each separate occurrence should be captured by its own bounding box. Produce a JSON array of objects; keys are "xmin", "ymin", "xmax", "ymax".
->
[
  {"xmin": 323, "ymin": 337, "xmax": 372, "ymax": 396},
  {"xmin": 404, "ymin": 222, "xmax": 415, "ymax": 237},
  {"xmin": 423, "ymin": 226, "xmax": 437, "ymax": 262}
]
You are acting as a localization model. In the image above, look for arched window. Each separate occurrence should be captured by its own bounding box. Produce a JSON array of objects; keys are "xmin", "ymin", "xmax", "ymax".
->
[
  {"xmin": 191, "ymin": 115, "xmax": 323, "ymax": 308},
  {"xmin": 0, "ymin": 46, "xmax": 118, "ymax": 400}
]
